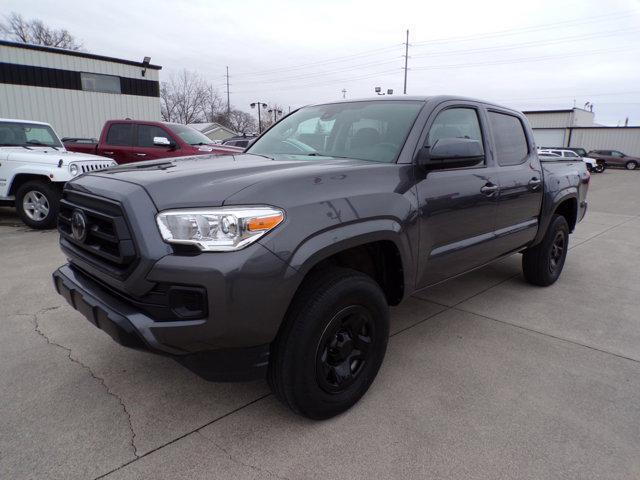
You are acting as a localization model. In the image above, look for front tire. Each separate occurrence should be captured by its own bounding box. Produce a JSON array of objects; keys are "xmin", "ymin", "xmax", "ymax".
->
[
  {"xmin": 594, "ymin": 164, "xmax": 605, "ymax": 173},
  {"xmin": 268, "ymin": 267, "xmax": 389, "ymax": 419},
  {"xmin": 625, "ymin": 160, "xmax": 638, "ymax": 170},
  {"xmin": 522, "ymin": 214, "xmax": 569, "ymax": 286},
  {"xmin": 15, "ymin": 180, "xmax": 61, "ymax": 229}
]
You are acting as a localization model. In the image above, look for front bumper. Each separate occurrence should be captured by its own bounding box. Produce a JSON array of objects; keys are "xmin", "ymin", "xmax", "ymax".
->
[{"xmin": 53, "ymin": 264, "xmax": 272, "ymax": 381}]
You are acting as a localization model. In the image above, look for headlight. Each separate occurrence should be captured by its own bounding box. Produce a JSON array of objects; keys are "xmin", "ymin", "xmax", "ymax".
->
[
  {"xmin": 156, "ymin": 206, "xmax": 284, "ymax": 252},
  {"xmin": 69, "ymin": 163, "xmax": 79, "ymax": 176}
]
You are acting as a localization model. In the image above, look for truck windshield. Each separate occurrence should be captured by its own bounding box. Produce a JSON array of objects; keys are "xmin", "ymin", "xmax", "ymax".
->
[
  {"xmin": 167, "ymin": 124, "xmax": 215, "ymax": 145},
  {"xmin": 0, "ymin": 122, "xmax": 62, "ymax": 148},
  {"xmin": 248, "ymin": 100, "xmax": 424, "ymax": 163}
]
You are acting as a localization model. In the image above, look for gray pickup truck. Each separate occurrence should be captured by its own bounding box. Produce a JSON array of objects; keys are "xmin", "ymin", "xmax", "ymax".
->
[{"xmin": 53, "ymin": 96, "xmax": 589, "ymax": 419}]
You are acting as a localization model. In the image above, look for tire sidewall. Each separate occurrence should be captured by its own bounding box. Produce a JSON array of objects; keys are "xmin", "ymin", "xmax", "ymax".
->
[
  {"xmin": 282, "ymin": 275, "xmax": 389, "ymax": 418},
  {"xmin": 16, "ymin": 181, "xmax": 60, "ymax": 229},
  {"xmin": 545, "ymin": 216, "xmax": 569, "ymax": 282}
]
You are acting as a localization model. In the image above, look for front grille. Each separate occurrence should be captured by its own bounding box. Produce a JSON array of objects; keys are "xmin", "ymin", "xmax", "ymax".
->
[{"xmin": 58, "ymin": 191, "xmax": 137, "ymax": 278}]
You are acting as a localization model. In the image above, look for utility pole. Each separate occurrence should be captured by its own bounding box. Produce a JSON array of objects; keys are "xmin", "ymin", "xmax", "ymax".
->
[
  {"xmin": 225, "ymin": 66, "xmax": 231, "ymax": 114},
  {"xmin": 342, "ymin": 88, "xmax": 347, "ymax": 99},
  {"xmin": 403, "ymin": 29, "xmax": 409, "ymax": 95}
]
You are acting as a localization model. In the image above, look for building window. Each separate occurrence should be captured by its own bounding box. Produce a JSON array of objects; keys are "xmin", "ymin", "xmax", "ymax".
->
[{"xmin": 80, "ymin": 72, "xmax": 121, "ymax": 94}]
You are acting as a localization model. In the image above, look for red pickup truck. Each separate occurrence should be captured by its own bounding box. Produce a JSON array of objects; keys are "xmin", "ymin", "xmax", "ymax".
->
[{"xmin": 64, "ymin": 120, "xmax": 243, "ymax": 164}]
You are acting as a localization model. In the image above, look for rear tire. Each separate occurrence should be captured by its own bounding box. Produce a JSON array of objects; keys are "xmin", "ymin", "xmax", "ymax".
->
[
  {"xmin": 268, "ymin": 267, "xmax": 389, "ymax": 419},
  {"xmin": 15, "ymin": 180, "xmax": 61, "ymax": 229},
  {"xmin": 625, "ymin": 160, "xmax": 638, "ymax": 170},
  {"xmin": 522, "ymin": 214, "xmax": 569, "ymax": 286}
]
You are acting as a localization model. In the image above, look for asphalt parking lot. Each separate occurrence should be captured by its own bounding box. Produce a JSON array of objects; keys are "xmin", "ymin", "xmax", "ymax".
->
[{"xmin": 1, "ymin": 169, "xmax": 639, "ymax": 479}]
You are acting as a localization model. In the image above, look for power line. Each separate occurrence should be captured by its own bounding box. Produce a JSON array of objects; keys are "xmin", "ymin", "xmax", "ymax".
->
[
  {"xmin": 410, "ymin": 46, "xmax": 637, "ymax": 71},
  {"xmin": 233, "ymin": 44, "xmax": 400, "ymax": 77},
  {"xmin": 233, "ymin": 57, "xmax": 401, "ymax": 85},
  {"xmin": 412, "ymin": 10, "xmax": 636, "ymax": 46},
  {"xmin": 410, "ymin": 27, "xmax": 640, "ymax": 59}
]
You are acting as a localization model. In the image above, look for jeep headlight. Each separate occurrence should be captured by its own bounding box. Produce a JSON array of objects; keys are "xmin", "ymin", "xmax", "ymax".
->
[
  {"xmin": 69, "ymin": 163, "xmax": 79, "ymax": 176},
  {"xmin": 156, "ymin": 206, "xmax": 284, "ymax": 252}
]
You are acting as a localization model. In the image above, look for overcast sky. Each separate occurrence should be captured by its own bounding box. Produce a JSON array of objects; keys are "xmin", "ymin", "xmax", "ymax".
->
[{"xmin": 6, "ymin": 0, "xmax": 640, "ymax": 125}]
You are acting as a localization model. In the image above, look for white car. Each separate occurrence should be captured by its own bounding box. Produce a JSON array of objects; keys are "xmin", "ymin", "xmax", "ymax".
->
[
  {"xmin": 538, "ymin": 148, "xmax": 603, "ymax": 173},
  {"xmin": 0, "ymin": 119, "xmax": 116, "ymax": 229}
]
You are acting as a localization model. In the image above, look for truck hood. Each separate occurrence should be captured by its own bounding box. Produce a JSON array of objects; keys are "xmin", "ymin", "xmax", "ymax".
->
[
  {"xmin": 3, "ymin": 146, "xmax": 112, "ymax": 164},
  {"xmin": 88, "ymin": 153, "xmax": 377, "ymax": 210}
]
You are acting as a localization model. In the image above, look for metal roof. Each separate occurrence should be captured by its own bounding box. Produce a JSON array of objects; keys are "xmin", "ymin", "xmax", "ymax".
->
[{"xmin": 0, "ymin": 40, "xmax": 162, "ymax": 70}]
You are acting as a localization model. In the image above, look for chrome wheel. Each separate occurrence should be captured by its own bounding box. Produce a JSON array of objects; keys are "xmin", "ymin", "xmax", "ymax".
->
[{"xmin": 22, "ymin": 190, "xmax": 50, "ymax": 222}]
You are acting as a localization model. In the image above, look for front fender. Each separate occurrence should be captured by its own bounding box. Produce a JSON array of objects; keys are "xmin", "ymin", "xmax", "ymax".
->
[{"xmin": 7, "ymin": 164, "xmax": 72, "ymax": 187}]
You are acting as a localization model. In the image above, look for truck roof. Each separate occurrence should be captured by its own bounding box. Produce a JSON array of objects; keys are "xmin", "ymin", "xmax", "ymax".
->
[
  {"xmin": 0, "ymin": 118, "xmax": 51, "ymax": 126},
  {"xmin": 310, "ymin": 95, "xmax": 522, "ymax": 114}
]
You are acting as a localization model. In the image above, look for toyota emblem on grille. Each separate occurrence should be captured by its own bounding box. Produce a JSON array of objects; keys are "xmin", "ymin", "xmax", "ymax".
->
[{"xmin": 71, "ymin": 209, "xmax": 88, "ymax": 242}]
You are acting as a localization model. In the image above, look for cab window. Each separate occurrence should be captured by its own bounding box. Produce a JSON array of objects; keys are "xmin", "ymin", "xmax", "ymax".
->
[
  {"xmin": 106, "ymin": 124, "xmax": 134, "ymax": 146},
  {"xmin": 489, "ymin": 111, "xmax": 529, "ymax": 166}
]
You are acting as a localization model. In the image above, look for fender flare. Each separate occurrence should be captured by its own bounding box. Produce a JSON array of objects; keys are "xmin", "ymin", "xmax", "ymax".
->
[
  {"xmin": 533, "ymin": 189, "xmax": 578, "ymax": 245},
  {"xmin": 286, "ymin": 218, "xmax": 415, "ymax": 300},
  {"xmin": 7, "ymin": 165, "xmax": 70, "ymax": 194}
]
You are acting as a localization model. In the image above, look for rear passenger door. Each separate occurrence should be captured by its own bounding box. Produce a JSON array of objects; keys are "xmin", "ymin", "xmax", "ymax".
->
[
  {"xmin": 100, "ymin": 123, "xmax": 135, "ymax": 164},
  {"xmin": 133, "ymin": 124, "xmax": 178, "ymax": 161},
  {"xmin": 490, "ymin": 109, "xmax": 543, "ymax": 253},
  {"xmin": 415, "ymin": 103, "xmax": 501, "ymax": 287}
]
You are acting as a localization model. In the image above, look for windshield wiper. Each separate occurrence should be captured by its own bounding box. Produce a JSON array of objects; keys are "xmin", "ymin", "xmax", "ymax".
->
[
  {"xmin": 306, "ymin": 152, "xmax": 354, "ymax": 160},
  {"xmin": 190, "ymin": 142, "xmax": 211, "ymax": 146},
  {"xmin": 0, "ymin": 143, "xmax": 33, "ymax": 149},
  {"xmin": 245, "ymin": 152, "xmax": 274, "ymax": 160},
  {"xmin": 26, "ymin": 140, "xmax": 57, "ymax": 149}
]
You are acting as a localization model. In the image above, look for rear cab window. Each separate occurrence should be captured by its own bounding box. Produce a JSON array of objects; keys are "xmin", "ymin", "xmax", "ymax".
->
[
  {"xmin": 488, "ymin": 111, "xmax": 529, "ymax": 166},
  {"xmin": 105, "ymin": 124, "xmax": 134, "ymax": 146}
]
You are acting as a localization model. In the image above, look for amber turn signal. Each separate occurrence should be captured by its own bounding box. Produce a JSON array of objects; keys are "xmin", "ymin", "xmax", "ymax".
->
[{"xmin": 247, "ymin": 214, "xmax": 284, "ymax": 232}]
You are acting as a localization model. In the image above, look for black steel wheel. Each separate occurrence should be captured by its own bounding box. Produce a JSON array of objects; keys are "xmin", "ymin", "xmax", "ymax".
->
[
  {"xmin": 316, "ymin": 305, "xmax": 374, "ymax": 393},
  {"xmin": 268, "ymin": 267, "xmax": 389, "ymax": 419},
  {"xmin": 522, "ymin": 214, "xmax": 570, "ymax": 286}
]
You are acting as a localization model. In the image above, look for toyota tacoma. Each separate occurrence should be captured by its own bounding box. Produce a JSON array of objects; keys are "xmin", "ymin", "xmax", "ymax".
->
[{"xmin": 53, "ymin": 96, "xmax": 589, "ymax": 419}]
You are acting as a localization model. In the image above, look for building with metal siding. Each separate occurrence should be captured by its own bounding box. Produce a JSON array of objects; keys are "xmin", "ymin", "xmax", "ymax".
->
[
  {"xmin": 523, "ymin": 107, "xmax": 640, "ymax": 156},
  {"xmin": 0, "ymin": 40, "xmax": 161, "ymax": 138}
]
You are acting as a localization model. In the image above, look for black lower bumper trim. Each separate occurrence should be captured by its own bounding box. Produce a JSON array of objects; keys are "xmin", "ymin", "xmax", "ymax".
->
[{"xmin": 52, "ymin": 265, "xmax": 269, "ymax": 381}]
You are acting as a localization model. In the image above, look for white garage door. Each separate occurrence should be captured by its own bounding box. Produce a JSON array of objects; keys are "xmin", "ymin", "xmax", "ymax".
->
[{"xmin": 532, "ymin": 129, "xmax": 566, "ymax": 148}]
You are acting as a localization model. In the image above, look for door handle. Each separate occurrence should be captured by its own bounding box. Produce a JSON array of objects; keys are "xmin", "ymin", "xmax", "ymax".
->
[
  {"xmin": 528, "ymin": 177, "xmax": 542, "ymax": 190},
  {"xmin": 103, "ymin": 151, "xmax": 114, "ymax": 155},
  {"xmin": 135, "ymin": 153, "xmax": 147, "ymax": 157},
  {"xmin": 480, "ymin": 183, "xmax": 499, "ymax": 196}
]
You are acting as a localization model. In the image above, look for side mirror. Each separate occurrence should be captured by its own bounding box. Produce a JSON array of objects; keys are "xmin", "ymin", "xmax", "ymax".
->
[
  {"xmin": 417, "ymin": 137, "xmax": 484, "ymax": 170},
  {"xmin": 153, "ymin": 136, "xmax": 174, "ymax": 148}
]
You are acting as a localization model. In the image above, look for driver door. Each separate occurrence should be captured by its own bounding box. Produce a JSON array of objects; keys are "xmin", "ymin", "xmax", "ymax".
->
[{"xmin": 415, "ymin": 103, "xmax": 501, "ymax": 288}]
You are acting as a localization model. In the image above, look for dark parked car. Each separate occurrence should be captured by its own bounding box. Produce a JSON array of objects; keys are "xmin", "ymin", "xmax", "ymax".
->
[
  {"xmin": 53, "ymin": 96, "xmax": 589, "ymax": 419},
  {"xmin": 587, "ymin": 150, "xmax": 640, "ymax": 170},
  {"xmin": 222, "ymin": 135, "xmax": 256, "ymax": 148},
  {"xmin": 64, "ymin": 120, "xmax": 243, "ymax": 164}
]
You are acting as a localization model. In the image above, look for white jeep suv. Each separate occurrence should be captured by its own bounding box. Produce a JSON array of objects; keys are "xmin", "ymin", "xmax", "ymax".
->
[{"xmin": 0, "ymin": 119, "xmax": 116, "ymax": 229}]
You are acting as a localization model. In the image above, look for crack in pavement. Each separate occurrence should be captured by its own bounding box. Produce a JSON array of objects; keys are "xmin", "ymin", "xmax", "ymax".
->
[
  {"xmin": 23, "ymin": 306, "xmax": 140, "ymax": 459},
  {"xmin": 196, "ymin": 431, "xmax": 291, "ymax": 480}
]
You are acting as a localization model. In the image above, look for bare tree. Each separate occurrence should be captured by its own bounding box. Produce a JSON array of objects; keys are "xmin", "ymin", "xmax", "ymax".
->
[
  {"xmin": 222, "ymin": 110, "xmax": 257, "ymax": 134},
  {"xmin": 0, "ymin": 12, "xmax": 83, "ymax": 50},
  {"xmin": 202, "ymin": 85, "xmax": 224, "ymax": 123},
  {"xmin": 160, "ymin": 69, "xmax": 210, "ymax": 124}
]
